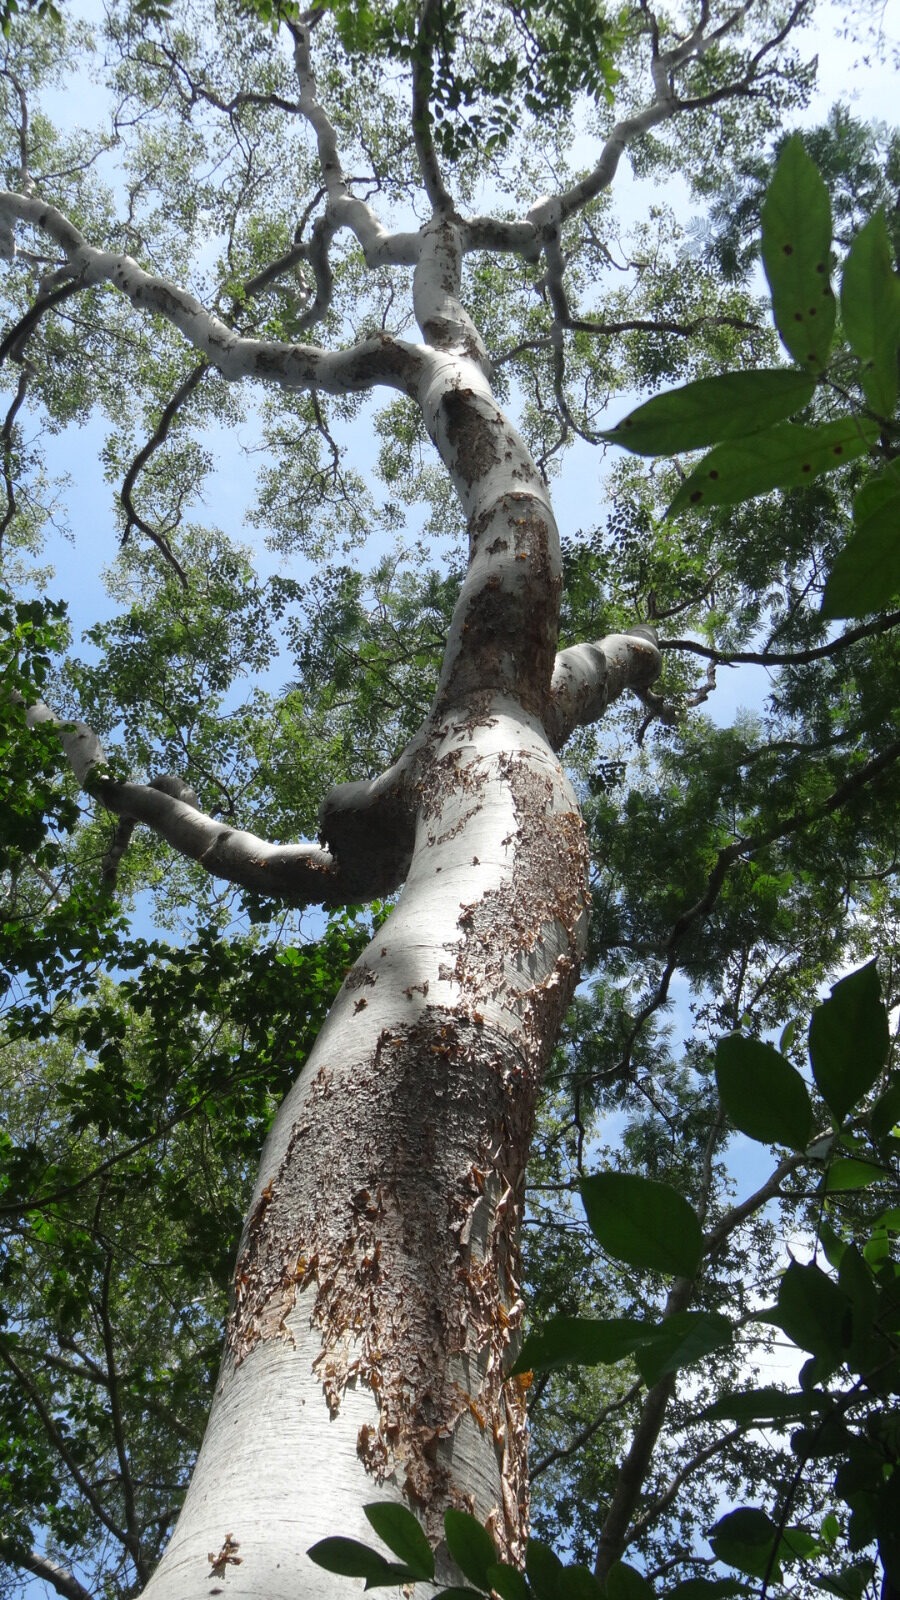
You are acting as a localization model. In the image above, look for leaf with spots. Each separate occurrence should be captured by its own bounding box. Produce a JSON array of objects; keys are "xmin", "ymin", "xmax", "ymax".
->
[
  {"xmin": 840, "ymin": 211, "xmax": 900, "ymax": 417},
  {"xmin": 668, "ymin": 417, "xmax": 878, "ymax": 515},
  {"xmin": 822, "ymin": 465, "xmax": 900, "ymax": 618},
  {"xmin": 761, "ymin": 135, "xmax": 835, "ymax": 369},
  {"xmin": 599, "ymin": 368, "xmax": 816, "ymax": 457}
]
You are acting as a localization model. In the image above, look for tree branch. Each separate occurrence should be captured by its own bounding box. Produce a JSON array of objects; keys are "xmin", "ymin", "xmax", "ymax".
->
[
  {"xmin": 119, "ymin": 361, "xmax": 205, "ymax": 585},
  {"xmin": 0, "ymin": 1540, "xmax": 93, "ymax": 1600},
  {"xmin": 612, "ymin": 734, "xmax": 900, "ymax": 1078},
  {"xmin": 18, "ymin": 693, "xmax": 418, "ymax": 905},
  {"xmin": 623, "ymin": 1425, "xmax": 744, "ymax": 1547},
  {"xmin": 530, "ymin": 1381, "xmax": 642, "ymax": 1479},
  {"xmin": 410, "ymin": 0, "xmax": 454, "ymax": 214},
  {"xmin": 97, "ymin": 1245, "xmax": 148, "ymax": 1581},
  {"xmin": 546, "ymin": 627, "xmax": 663, "ymax": 749},
  {"xmin": 660, "ymin": 609, "xmax": 900, "ymax": 669},
  {"xmin": 288, "ymin": 17, "xmax": 420, "ymax": 269},
  {"xmin": 0, "ymin": 1337, "xmax": 130, "ymax": 1552},
  {"xmin": 0, "ymin": 191, "xmax": 422, "ymax": 398}
]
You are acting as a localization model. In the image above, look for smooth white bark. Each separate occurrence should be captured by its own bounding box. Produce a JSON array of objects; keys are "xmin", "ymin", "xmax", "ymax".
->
[{"xmin": 142, "ymin": 701, "xmax": 587, "ymax": 1599}]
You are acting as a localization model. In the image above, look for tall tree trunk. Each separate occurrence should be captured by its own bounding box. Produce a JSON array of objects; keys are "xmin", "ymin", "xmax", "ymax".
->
[{"xmin": 142, "ymin": 706, "xmax": 589, "ymax": 1598}]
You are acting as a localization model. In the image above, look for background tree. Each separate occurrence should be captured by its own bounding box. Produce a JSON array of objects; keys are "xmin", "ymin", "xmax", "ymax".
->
[{"xmin": 0, "ymin": 2, "xmax": 898, "ymax": 1598}]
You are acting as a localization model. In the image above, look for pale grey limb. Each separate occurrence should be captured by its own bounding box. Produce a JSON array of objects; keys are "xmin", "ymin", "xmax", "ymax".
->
[
  {"xmin": 546, "ymin": 627, "xmax": 662, "ymax": 750},
  {"xmin": 0, "ymin": 1540, "xmax": 93, "ymax": 1600},
  {"xmin": 20, "ymin": 697, "xmax": 415, "ymax": 906},
  {"xmin": 409, "ymin": 0, "xmax": 455, "ymax": 215},
  {"xmin": 0, "ymin": 191, "xmax": 423, "ymax": 399},
  {"xmin": 288, "ymin": 16, "xmax": 420, "ymax": 270}
]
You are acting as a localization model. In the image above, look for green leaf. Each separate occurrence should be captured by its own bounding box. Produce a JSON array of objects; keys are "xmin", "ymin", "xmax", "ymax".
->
[
  {"xmin": 876, "ymin": 1467, "xmax": 900, "ymax": 1582},
  {"xmin": 600, "ymin": 369, "xmax": 816, "ymax": 456},
  {"xmin": 818, "ymin": 1218, "xmax": 849, "ymax": 1269},
  {"xmin": 633, "ymin": 1311, "xmax": 733, "ymax": 1386},
  {"xmin": 870, "ymin": 1081, "xmax": 900, "ymax": 1141},
  {"xmin": 761, "ymin": 135, "xmax": 835, "ymax": 368},
  {"xmin": 709, "ymin": 1507, "xmax": 782, "ymax": 1581},
  {"xmin": 364, "ymin": 1502, "xmax": 434, "ymax": 1579},
  {"xmin": 513, "ymin": 1314, "xmax": 647, "ymax": 1373},
  {"xmin": 812, "ymin": 1564, "xmax": 875, "ymax": 1599},
  {"xmin": 822, "ymin": 466, "xmax": 900, "ymax": 619},
  {"xmin": 824, "ymin": 1158, "xmax": 888, "ymax": 1192},
  {"xmin": 715, "ymin": 1033, "xmax": 813, "ymax": 1149},
  {"xmin": 306, "ymin": 1536, "xmax": 417, "ymax": 1587},
  {"xmin": 605, "ymin": 1560, "xmax": 655, "ymax": 1598},
  {"xmin": 808, "ymin": 961, "xmax": 889, "ymax": 1123},
  {"xmin": 487, "ymin": 1562, "xmax": 531, "ymax": 1600},
  {"xmin": 699, "ymin": 1386, "xmax": 816, "ymax": 1425},
  {"xmin": 781, "ymin": 1525, "xmax": 819, "ymax": 1559},
  {"xmin": 526, "ymin": 1539, "xmax": 565, "ymax": 1600},
  {"xmin": 840, "ymin": 211, "xmax": 900, "ymax": 414},
  {"xmin": 581, "ymin": 1172, "xmax": 702, "ymax": 1277},
  {"xmin": 444, "ymin": 1510, "xmax": 497, "ymax": 1589},
  {"xmin": 768, "ymin": 1259, "xmax": 850, "ymax": 1365},
  {"xmin": 433, "ymin": 1590, "xmax": 486, "ymax": 1598},
  {"xmin": 554, "ymin": 1563, "xmax": 605, "ymax": 1598},
  {"xmin": 668, "ymin": 417, "xmax": 877, "ymax": 515}
]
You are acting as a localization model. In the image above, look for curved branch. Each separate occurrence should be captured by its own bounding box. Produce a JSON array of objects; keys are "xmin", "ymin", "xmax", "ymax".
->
[
  {"xmin": 660, "ymin": 610, "xmax": 900, "ymax": 669},
  {"xmin": 531, "ymin": 1380, "xmax": 642, "ymax": 1479},
  {"xmin": 19, "ymin": 694, "xmax": 416, "ymax": 906},
  {"xmin": 546, "ymin": 627, "xmax": 663, "ymax": 749},
  {"xmin": 0, "ymin": 1540, "xmax": 93, "ymax": 1600},
  {"xmin": 0, "ymin": 358, "xmax": 30, "ymax": 550},
  {"xmin": 97, "ymin": 1247, "xmax": 148, "ymax": 1581},
  {"xmin": 623, "ymin": 1426, "xmax": 744, "ymax": 1548},
  {"xmin": 0, "ymin": 276, "xmax": 81, "ymax": 366},
  {"xmin": 0, "ymin": 1338, "xmax": 130, "ymax": 1552},
  {"xmin": 613, "ymin": 734, "xmax": 900, "ymax": 1078},
  {"xmin": 410, "ymin": 0, "xmax": 454, "ymax": 214},
  {"xmin": 288, "ymin": 18, "xmax": 420, "ymax": 269},
  {"xmin": 119, "ymin": 362, "xmax": 206, "ymax": 585},
  {"xmin": 0, "ymin": 192, "xmax": 422, "ymax": 398}
]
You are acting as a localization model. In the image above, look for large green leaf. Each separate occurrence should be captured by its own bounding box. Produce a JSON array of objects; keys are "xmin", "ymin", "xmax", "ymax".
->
[
  {"xmin": 824, "ymin": 1158, "xmax": 889, "ymax": 1193},
  {"xmin": 813, "ymin": 1564, "xmax": 876, "ymax": 1599},
  {"xmin": 306, "ymin": 1536, "xmax": 417, "ymax": 1588},
  {"xmin": 633, "ymin": 1311, "xmax": 733, "ymax": 1386},
  {"xmin": 364, "ymin": 1503, "xmax": 434, "ymax": 1579},
  {"xmin": 581, "ymin": 1172, "xmax": 702, "ymax": 1277},
  {"xmin": 553, "ymin": 1563, "xmax": 605, "ymax": 1598},
  {"xmin": 514, "ymin": 1314, "xmax": 647, "ymax": 1373},
  {"xmin": 526, "ymin": 1539, "xmax": 566, "ymax": 1600},
  {"xmin": 822, "ymin": 467, "xmax": 900, "ymax": 619},
  {"xmin": 715, "ymin": 1033, "xmax": 813, "ymax": 1149},
  {"xmin": 870, "ymin": 1081, "xmax": 900, "ymax": 1142},
  {"xmin": 443, "ymin": 1510, "xmax": 496, "ymax": 1589},
  {"xmin": 487, "ymin": 1563, "xmax": 531, "ymax": 1600},
  {"xmin": 599, "ymin": 369, "xmax": 815, "ymax": 456},
  {"xmin": 808, "ymin": 961, "xmax": 889, "ymax": 1124},
  {"xmin": 699, "ymin": 1386, "xmax": 817, "ymax": 1425},
  {"xmin": 605, "ymin": 1561, "xmax": 655, "ymax": 1598},
  {"xmin": 668, "ymin": 417, "xmax": 877, "ymax": 515},
  {"xmin": 840, "ymin": 211, "xmax": 900, "ymax": 415},
  {"xmin": 709, "ymin": 1507, "xmax": 782, "ymax": 1581},
  {"xmin": 766, "ymin": 1260, "xmax": 850, "ymax": 1365},
  {"xmin": 761, "ymin": 135, "xmax": 835, "ymax": 368}
]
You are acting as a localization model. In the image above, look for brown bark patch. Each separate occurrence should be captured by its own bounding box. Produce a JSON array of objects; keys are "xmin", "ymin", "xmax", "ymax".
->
[
  {"xmin": 225, "ymin": 1008, "xmax": 534, "ymax": 1554},
  {"xmin": 442, "ymin": 389, "xmax": 503, "ymax": 486}
]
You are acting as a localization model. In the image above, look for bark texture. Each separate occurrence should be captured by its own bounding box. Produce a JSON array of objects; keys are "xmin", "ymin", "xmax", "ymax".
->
[{"xmin": 142, "ymin": 703, "xmax": 594, "ymax": 1598}]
